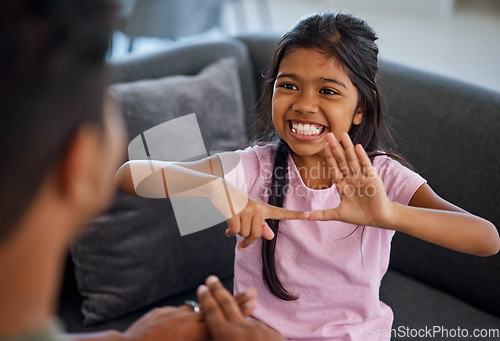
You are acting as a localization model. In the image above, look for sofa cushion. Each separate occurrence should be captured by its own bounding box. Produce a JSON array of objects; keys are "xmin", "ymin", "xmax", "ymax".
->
[
  {"xmin": 70, "ymin": 56, "xmax": 242, "ymax": 326},
  {"xmin": 109, "ymin": 39, "xmax": 258, "ymax": 139},
  {"xmin": 113, "ymin": 56, "xmax": 246, "ymax": 152},
  {"xmin": 380, "ymin": 270, "xmax": 500, "ymax": 341}
]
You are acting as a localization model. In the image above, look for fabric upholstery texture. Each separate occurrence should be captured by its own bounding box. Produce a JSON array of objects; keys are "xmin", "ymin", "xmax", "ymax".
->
[{"xmin": 70, "ymin": 57, "xmax": 243, "ymax": 326}]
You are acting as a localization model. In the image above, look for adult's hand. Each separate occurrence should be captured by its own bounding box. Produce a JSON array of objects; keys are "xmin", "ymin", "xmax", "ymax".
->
[
  {"xmin": 67, "ymin": 284, "xmax": 257, "ymax": 341},
  {"xmin": 197, "ymin": 276, "xmax": 283, "ymax": 341},
  {"xmin": 233, "ymin": 287, "xmax": 257, "ymax": 317},
  {"xmin": 123, "ymin": 305, "xmax": 208, "ymax": 341}
]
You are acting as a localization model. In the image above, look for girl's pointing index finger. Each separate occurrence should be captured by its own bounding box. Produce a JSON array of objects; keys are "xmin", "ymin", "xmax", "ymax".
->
[{"xmin": 263, "ymin": 204, "xmax": 310, "ymax": 220}]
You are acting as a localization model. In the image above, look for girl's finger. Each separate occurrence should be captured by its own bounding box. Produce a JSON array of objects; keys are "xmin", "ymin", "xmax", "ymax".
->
[
  {"xmin": 308, "ymin": 208, "xmax": 341, "ymax": 221},
  {"xmin": 261, "ymin": 221, "xmax": 275, "ymax": 240},
  {"xmin": 327, "ymin": 133, "xmax": 349, "ymax": 178},
  {"xmin": 341, "ymin": 133, "xmax": 361, "ymax": 176},
  {"xmin": 355, "ymin": 144, "xmax": 376, "ymax": 177},
  {"xmin": 238, "ymin": 210, "xmax": 267, "ymax": 249},
  {"xmin": 263, "ymin": 204, "xmax": 310, "ymax": 221},
  {"xmin": 324, "ymin": 141, "xmax": 343, "ymax": 182},
  {"xmin": 238, "ymin": 234, "xmax": 259, "ymax": 250},
  {"xmin": 250, "ymin": 210, "xmax": 263, "ymax": 240},
  {"xmin": 239, "ymin": 213, "xmax": 251, "ymax": 238},
  {"xmin": 225, "ymin": 216, "xmax": 240, "ymax": 237}
]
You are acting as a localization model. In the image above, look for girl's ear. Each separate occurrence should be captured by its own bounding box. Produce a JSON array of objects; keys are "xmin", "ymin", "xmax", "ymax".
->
[{"xmin": 353, "ymin": 107, "xmax": 363, "ymax": 125}]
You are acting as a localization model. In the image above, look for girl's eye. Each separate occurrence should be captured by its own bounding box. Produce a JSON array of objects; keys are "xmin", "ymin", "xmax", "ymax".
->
[
  {"xmin": 320, "ymin": 88, "xmax": 339, "ymax": 95},
  {"xmin": 278, "ymin": 83, "xmax": 298, "ymax": 90}
]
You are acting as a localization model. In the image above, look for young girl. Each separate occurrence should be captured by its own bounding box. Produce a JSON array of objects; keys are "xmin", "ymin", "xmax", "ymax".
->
[{"xmin": 115, "ymin": 12, "xmax": 499, "ymax": 340}]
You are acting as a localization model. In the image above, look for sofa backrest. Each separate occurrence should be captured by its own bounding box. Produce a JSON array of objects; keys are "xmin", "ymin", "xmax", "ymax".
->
[
  {"xmin": 379, "ymin": 61, "xmax": 500, "ymax": 318},
  {"xmin": 109, "ymin": 39, "xmax": 258, "ymax": 139},
  {"xmin": 237, "ymin": 34, "xmax": 500, "ymax": 318}
]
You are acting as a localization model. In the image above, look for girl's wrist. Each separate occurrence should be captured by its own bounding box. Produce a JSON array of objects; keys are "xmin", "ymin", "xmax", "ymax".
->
[
  {"xmin": 376, "ymin": 201, "xmax": 403, "ymax": 232},
  {"xmin": 206, "ymin": 177, "xmax": 242, "ymax": 219},
  {"xmin": 381, "ymin": 202, "xmax": 415, "ymax": 233}
]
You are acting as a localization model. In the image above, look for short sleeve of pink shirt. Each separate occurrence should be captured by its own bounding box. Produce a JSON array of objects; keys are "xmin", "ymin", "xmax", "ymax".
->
[{"xmin": 218, "ymin": 145, "xmax": 426, "ymax": 341}]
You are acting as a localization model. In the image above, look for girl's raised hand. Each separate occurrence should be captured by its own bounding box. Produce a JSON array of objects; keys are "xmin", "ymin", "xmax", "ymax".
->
[{"xmin": 308, "ymin": 132, "xmax": 395, "ymax": 227}]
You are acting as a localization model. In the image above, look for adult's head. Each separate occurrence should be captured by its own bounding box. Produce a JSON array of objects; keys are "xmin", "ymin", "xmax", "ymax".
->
[
  {"xmin": 0, "ymin": 0, "xmax": 123, "ymax": 243},
  {"xmin": 255, "ymin": 12, "xmax": 383, "ymax": 153}
]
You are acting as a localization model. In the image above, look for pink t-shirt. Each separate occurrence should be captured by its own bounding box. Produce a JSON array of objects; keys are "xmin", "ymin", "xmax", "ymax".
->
[{"xmin": 219, "ymin": 144, "xmax": 426, "ymax": 341}]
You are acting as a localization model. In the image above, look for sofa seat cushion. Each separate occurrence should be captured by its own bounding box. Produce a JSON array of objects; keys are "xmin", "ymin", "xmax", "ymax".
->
[{"xmin": 380, "ymin": 270, "xmax": 500, "ymax": 341}]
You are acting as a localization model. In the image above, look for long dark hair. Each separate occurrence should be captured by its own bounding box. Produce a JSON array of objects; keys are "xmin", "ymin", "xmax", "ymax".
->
[{"xmin": 255, "ymin": 12, "xmax": 407, "ymax": 301}]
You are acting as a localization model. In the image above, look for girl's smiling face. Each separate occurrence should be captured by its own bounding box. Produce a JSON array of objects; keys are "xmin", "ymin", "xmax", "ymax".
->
[{"xmin": 272, "ymin": 47, "xmax": 363, "ymax": 164}]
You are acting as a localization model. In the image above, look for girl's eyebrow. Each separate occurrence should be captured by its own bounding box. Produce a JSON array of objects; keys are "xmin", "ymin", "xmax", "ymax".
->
[
  {"xmin": 276, "ymin": 73, "xmax": 297, "ymax": 80},
  {"xmin": 320, "ymin": 77, "xmax": 347, "ymax": 89},
  {"xmin": 276, "ymin": 73, "xmax": 347, "ymax": 89}
]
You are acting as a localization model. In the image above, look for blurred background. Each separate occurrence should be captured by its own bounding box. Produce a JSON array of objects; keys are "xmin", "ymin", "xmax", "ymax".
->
[{"xmin": 110, "ymin": 0, "xmax": 500, "ymax": 93}]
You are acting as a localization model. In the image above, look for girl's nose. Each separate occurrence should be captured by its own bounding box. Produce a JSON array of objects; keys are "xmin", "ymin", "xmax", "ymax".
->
[{"xmin": 292, "ymin": 91, "xmax": 319, "ymax": 114}]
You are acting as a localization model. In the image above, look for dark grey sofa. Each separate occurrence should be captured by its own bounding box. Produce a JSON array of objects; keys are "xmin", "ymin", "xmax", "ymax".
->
[{"xmin": 58, "ymin": 34, "xmax": 500, "ymax": 340}]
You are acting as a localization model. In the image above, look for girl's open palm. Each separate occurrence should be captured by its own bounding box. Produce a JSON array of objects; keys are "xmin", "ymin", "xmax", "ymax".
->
[{"xmin": 309, "ymin": 133, "xmax": 395, "ymax": 228}]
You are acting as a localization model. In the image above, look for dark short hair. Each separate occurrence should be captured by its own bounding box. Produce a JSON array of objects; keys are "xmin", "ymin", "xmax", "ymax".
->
[{"xmin": 0, "ymin": 0, "xmax": 117, "ymax": 241}]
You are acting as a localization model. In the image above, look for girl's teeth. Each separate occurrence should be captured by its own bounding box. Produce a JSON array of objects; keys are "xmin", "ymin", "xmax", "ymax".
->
[{"xmin": 290, "ymin": 122, "xmax": 324, "ymax": 136}]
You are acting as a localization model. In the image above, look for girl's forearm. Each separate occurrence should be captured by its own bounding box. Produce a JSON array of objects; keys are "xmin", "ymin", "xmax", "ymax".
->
[
  {"xmin": 114, "ymin": 160, "xmax": 220, "ymax": 199},
  {"xmin": 385, "ymin": 203, "xmax": 500, "ymax": 257}
]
